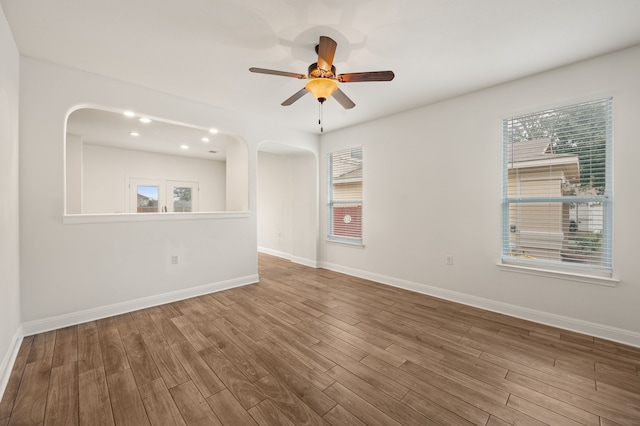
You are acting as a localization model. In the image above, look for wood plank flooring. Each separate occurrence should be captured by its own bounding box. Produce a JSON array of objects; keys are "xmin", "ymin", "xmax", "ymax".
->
[{"xmin": 2, "ymin": 253, "xmax": 640, "ymax": 425}]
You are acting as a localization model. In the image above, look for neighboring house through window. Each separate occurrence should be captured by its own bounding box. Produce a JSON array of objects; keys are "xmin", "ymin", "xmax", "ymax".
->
[
  {"xmin": 502, "ymin": 98, "xmax": 612, "ymax": 277},
  {"xmin": 328, "ymin": 147, "xmax": 363, "ymax": 244}
]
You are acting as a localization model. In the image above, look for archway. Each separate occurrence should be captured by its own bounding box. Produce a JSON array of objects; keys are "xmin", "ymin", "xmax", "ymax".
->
[{"xmin": 257, "ymin": 141, "xmax": 318, "ymax": 266}]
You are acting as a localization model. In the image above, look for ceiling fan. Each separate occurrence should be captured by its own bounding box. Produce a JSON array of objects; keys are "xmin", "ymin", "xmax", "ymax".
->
[{"xmin": 249, "ymin": 36, "xmax": 394, "ymax": 129}]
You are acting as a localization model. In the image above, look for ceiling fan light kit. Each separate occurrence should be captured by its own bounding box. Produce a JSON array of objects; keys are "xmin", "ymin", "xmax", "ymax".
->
[
  {"xmin": 250, "ymin": 35, "xmax": 394, "ymax": 131},
  {"xmin": 305, "ymin": 78, "xmax": 338, "ymax": 103}
]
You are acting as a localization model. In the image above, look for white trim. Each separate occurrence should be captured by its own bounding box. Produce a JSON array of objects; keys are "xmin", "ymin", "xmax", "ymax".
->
[
  {"xmin": 257, "ymin": 247, "xmax": 319, "ymax": 268},
  {"xmin": 21, "ymin": 275, "xmax": 258, "ymax": 336},
  {"xmin": 319, "ymin": 261, "xmax": 640, "ymax": 348},
  {"xmin": 0, "ymin": 326, "xmax": 23, "ymax": 402},
  {"xmin": 497, "ymin": 262, "xmax": 618, "ymax": 287},
  {"xmin": 257, "ymin": 246, "xmax": 291, "ymax": 261},
  {"xmin": 63, "ymin": 211, "xmax": 250, "ymax": 225},
  {"xmin": 290, "ymin": 256, "xmax": 319, "ymax": 268}
]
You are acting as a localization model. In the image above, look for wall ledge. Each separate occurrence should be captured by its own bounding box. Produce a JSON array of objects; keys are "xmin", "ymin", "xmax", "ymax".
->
[
  {"xmin": 63, "ymin": 211, "xmax": 250, "ymax": 225},
  {"xmin": 319, "ymin": 260, "xmax": 640, "ymax": 349}
]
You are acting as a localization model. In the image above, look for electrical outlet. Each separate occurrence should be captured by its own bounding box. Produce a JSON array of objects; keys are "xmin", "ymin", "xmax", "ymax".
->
[
  {"xmin": 446, "ymin": 255, "xmax": 454, "ymax": 265},
  {"xmin": 171, "ymin": 255, "xmax": 179, "ymax": 264}
]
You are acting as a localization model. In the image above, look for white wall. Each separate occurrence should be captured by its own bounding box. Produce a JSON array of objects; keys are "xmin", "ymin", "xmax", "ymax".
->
[
  {"xmin": 257, "ymin": 152, "xmax": 294, "ymax": 256},
  {"xmin": 18, "ymin": 57, "xmax": 318, "ymax": 330},
  {"xmin": 81, "ymin": 143, "xmax": 226, "ymax": 213},
  {"xmin": 0, "ymin": 6, "xmax": 22, "ymax": 398},
  {"xmin": 257, "ymin": 150, "xmax": 318, "ymax": 266},
  {"xmin": 320, "ymin": 45, "xmax": 640, "ymax": 347}
]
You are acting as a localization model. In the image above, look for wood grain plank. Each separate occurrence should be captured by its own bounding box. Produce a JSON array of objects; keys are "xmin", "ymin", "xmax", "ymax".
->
[
  {"xmin": 121, "ymin": 332, "xmax": 161, "ymax": 386},
  {"xmin": 143, "ymin": 333, "xmax": 190, "ymax": 389},
  {"xmin": 139, "ymin": 378, "xmax": 186, "ymax": 426},
  {"xmin": 98, "ymin": 327, "xmax": 130, "ymax": 377},
  {"xmin": 26, "ymin": 331, "xmax": 56, "ymax": 363},
  {"xmin": 198, "ymin": 346, "xmax": 265, "ymax": 410},
  {"xmin": 360, "ymin": 355, "xmax": 493, "ymax": 426},
  {"xmin": 248, "ymin": 399, "xmax": 296, "ymax": 426},
  {"xmin": 506, "ymin": 394, "xmax": 585, "ymax": 426},
  {"xmin": 206, "ymin": 389, "xmax": 258, "ymax": 426},
  {"xmin": 169, "ymin": 381, "xmax": 222, "ymax": 426},
  {"xmin": 172, "ymin": 316, "xmax": 213, "ymax": 352},
  {"xmin": 148, "ymin": 311, "xmax": 187, "ymax": 345},
  {"xmin": 52, "ymin": 326, "xmax": 78, "ymax": 368},
  {"xmin": 322, "ymin": 404, "xmax": 367, "ymax": 426},
  {"xmin": 106, "ymin": 369, "xmax": 149, "ymax": 426},
  {"xmin": 77, "ymin": 322, "xmax": 103, "ymax": 374},
  {"xmin": 254, "ymin": 374, "xmax": 326, "ymax": 426},
  {"xmin": 206, "ymin": 326, "xmax": 269, "ymax": 383},
  {"xmin": 8, "ymin": 358, "xmax": 51, "ymax": 425},
  {"xmin": 78, "ymin": 368, "xmax": 114, "ymax": 426},
  {"xmin": 311, "ymin": 341, "xmax": 408, "ymax": 401},
  {"xmin": 0, "ymin": 354, "xmax": 28, "ymax": 420},
  {"xmin": 170, "ymin": 340, "xmax": 225, "ymax": 398},
  {"xmin": 322, "ymin": 381, "xmax": 403, "ymax": 426},
  {"xmin": 326, "ymin": 365, "xmax": 436, "ymax": 426},
  {"xmin": 253, "ymin": 345, "xmax": 336, "ymax": 416},
  {"xmin": 44, "ymin": 362, "xmax": 78, "ymax": 426}
]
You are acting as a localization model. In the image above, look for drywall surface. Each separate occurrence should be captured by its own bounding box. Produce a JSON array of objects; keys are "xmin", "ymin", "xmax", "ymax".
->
[
  {"xmin": 0, "ymin": 6, "xmax": 22, "ymax": 396},
  {"xmin": 81, "ymin": 144, "xmax": 226, "ymax": 213},
  {"xmin": 18, "ymin": 57, "xmax": 318, "ymax": 326},
  {"xmin": 320, "ymin": 45, "xmax": 640, "ymax": 346},
  {"xmin": 257, "ymin": 150, "xmax": 318, "ymax": 264}
]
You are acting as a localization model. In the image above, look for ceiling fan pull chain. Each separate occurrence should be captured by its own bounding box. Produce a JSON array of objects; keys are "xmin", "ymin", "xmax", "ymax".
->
[{"xmin": 319, "ymin": 102, "xmax": 324, "ymax": 133}]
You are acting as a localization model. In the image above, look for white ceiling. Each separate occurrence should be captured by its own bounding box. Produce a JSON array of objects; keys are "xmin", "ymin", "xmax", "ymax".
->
[
  {"xmin": 3, "ymin": 0, "xmax": 640, "ymax": 135},
  {"xmin": 66, "ymin": 108, "xmax": 231, "ymax": 160}
]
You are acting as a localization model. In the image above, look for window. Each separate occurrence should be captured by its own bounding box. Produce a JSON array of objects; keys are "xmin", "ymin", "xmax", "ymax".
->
[
  {"xmin": 129, "ymin": 178, "xmax": 199, "ymax": 213},
  {"xmin": 502, "ymin": 98, "xmax": 612, "ymax": 277},
  {"xmin": 328, "ymin": 147, "xmax": 363, "ymax": 244}
]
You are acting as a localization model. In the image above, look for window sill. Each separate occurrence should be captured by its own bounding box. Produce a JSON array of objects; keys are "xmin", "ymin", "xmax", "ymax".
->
[
  {"xmin": 497, "ymin": 262, "xmax": 619, "ymax": 287},
  {"xmin": 326, "ymin": 238, "xmax": 365, "ymax": 248},
  {"xmin": 63, "ymin": 211, "xmax": 250, "ymax": 224}
]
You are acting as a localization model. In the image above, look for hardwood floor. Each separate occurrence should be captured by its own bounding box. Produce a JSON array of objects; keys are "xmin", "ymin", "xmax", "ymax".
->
[{"xmin": 2, "ymin": 253, "xmax": 640, "ymax": 425}]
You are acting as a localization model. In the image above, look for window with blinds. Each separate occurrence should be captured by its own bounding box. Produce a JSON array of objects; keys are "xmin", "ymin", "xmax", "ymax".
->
[
  {"xmin": 328, "ymin": 147, "xmax": 363, "ymax": 244},
  {"xmin": 502, "ymin": 98, "xmax": 612, "ymax": 277}
]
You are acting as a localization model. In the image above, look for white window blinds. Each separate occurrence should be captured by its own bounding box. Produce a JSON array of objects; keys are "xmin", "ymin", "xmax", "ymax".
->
[
  {"xmin": 502, "ymin": 98, "xmax": 612, "ymax": 277},
  {"xmin": 328, "ymin": 147, "xmax": 363, "ymax": 244}
]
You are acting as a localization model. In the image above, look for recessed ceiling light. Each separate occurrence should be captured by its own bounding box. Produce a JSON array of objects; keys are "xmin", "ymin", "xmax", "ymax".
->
[
  {"xmin": 209, "ymin": 128, "xmax": 218, "ymax": 134},
  {"xmin": 180, "ymin": 144, "xmax": 189, "ymax": 150},
  {"xmin": 124, "ymin": 111, "xmax": 135, "ymax": 117},
  {"xmin": 201, "ymin": 137, "xmax": 210, "ymax": 142},
  {"xmin": 129, "ymin": 131, "xmax": 139, "ymax": 136},
  {"xmin": 139, "ymin": 117, "xmax": 151, "ymax": 123}
]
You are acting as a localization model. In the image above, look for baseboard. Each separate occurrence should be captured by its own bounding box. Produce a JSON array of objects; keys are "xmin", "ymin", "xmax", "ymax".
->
[
  {"xmin": 21, "ymin": 275, "xmax": 259, "ymax": 336},
  {"xmin": 258, "ymin": 247, "xmax": 291, "ymax": 260},
  {"xmin": 0, "ymin": 326, "xmax": 23, "ymax": 403},
  {"xmin": 319, "ymin": 261, "xmax": 640, "ymax": 348},
  {"xmin": 290, "ymin": 256, "xmax": 319, "ymax": 268},
  {"xmin": 257, "ymin": 247, "xmax": 318, "ymax": 268}
]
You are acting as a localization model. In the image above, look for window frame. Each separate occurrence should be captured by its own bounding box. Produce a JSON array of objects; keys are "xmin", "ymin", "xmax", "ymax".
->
[
  {"xmin": 327, "ymin": 146, "xmax": 364, "ymax": 246},
  {"xmin": 500, "ymin": 98, "xmax": 614, "ymax": 282}
]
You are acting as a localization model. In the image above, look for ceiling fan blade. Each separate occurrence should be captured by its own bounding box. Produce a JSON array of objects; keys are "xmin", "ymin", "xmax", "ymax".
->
[
  {"xmin": 332, "ymin": 88, "xmax": 355, "ymax": 109},
  {"xmin": 317, "ymin": 36, "xmax": 337, "ymax": 71},
  {"xmin": 281, "ymin": 88, "xmax": 309, "ymax": 106},
  {"xmin": 338, "ymin": 71, "xmax": 395, "ymax": 83},
  {"xmin": 249, "ymin": 67, "xmax": 306, "ymax": 79}
]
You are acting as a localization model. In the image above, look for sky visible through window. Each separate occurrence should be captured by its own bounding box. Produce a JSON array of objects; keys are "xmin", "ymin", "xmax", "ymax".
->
[{"xmin": 137, "ymin": 186, "xmax": 158, "ymax": 200}]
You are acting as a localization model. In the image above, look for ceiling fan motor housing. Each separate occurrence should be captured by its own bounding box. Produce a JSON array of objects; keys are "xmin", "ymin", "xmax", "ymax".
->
[{"xmin": 308, "ymin": 63, "xmax": 336, "ymax": 79}]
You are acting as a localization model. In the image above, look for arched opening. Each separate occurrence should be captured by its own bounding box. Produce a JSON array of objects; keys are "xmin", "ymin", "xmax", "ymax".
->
[
  {"xmin": 257, "ymin": 141, "xmax": 318, "ymax": 266},
  {"xmin": 65, "ymin": 106, "xmax": 248, "ymax": 216}
]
